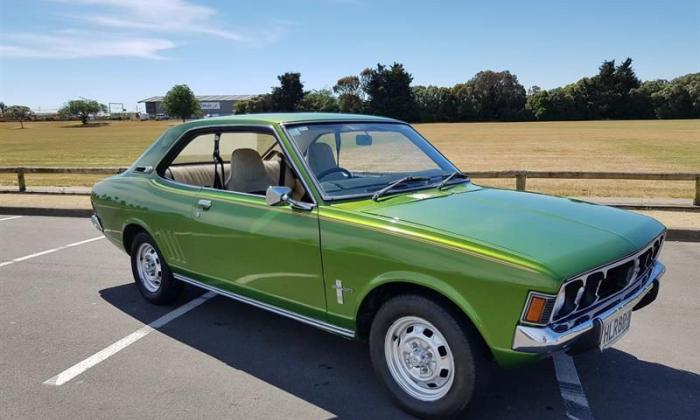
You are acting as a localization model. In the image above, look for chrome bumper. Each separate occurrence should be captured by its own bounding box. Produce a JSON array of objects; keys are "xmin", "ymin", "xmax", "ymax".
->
[
  {"xmin": 512, "ymin": 261, "xmax": 665, "ymax": 353},
  {"xmin": 90, "ymin": 214, "xmax": 103, "ymax": 232}
]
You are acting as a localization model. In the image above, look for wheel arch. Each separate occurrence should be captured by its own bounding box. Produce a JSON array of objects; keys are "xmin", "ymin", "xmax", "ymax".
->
[
  {"xmin": 354, "ymin": 277, "xmax": 493, "ymax": 359},
  {"xmin": 121, "ymin": 219, "xmax": 154, "ymax": 255}
]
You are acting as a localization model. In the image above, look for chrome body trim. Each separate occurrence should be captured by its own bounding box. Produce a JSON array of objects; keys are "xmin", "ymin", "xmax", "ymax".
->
[
  {"xmin": 512, "ymin": 261, "xmax": 665, "ymax": 353},
  {"xmin": 172, "ymin": 273, "xmax": 355, "ymax": 338},
  {"xmin": 90, "ymin": 214, "xmax": 103, "ymax": 232}
]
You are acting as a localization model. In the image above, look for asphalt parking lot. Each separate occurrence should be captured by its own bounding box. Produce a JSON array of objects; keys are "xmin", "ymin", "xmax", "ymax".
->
[{"xmin": 1, "ymin": 215, "xmax": 698, "ymax": 420}]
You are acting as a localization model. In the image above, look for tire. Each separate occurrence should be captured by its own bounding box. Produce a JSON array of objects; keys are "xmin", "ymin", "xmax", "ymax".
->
[
  {"xmin": 369, "ymin": 294, "xmax": 489, "ymax": 419},
  {"xmin": 130, "ymin": 232, "xmax": 182, "ymax": 305}
]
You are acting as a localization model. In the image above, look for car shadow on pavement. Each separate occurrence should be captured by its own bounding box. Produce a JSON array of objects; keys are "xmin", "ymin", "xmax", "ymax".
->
[
  {"xmin": 99, "ymin": 283, "xmax": 575, "ymax": 419},
  {"xmin": 575, "ymin": 349, "xmax": 700, "ymax": 420}
]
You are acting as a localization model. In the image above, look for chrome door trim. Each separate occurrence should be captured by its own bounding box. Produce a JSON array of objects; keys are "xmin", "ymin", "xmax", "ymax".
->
[{"xmin": 172, "ymin": 273, "xmax": 355, "ymax": 338}]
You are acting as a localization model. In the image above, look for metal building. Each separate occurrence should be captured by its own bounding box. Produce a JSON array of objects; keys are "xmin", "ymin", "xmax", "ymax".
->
[{"xmin": 139, "ymin": 95, "xmax": 257, "ymax": 118}]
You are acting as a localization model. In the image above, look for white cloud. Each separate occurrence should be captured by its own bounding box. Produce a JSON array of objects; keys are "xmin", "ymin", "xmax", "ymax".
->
[
  {"xmin": 1, "ymin": 0, "xmax": 292, "ymax": 60},
  {"xmin": 55, "ymin": 0, "xmax": 245, "ymax": 40},
  {"xmin": 0, "ymin": 32, "xmax": 174, "ymax": 59}
]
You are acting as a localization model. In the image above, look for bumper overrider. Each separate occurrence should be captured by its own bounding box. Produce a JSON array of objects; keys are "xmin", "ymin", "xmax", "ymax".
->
[
  {"xmin": 513, "ymin": 261, "xmax": 665, "ymax": 354},
  {"xmin": 91, "ymin": 213, "xmax": 104, "ymax": 232}
]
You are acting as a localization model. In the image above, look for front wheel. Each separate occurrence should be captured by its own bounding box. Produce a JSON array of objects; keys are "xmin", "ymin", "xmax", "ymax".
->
[
  {"xmin": 130, "ymin": 232, "xmax": 182, "ymax": 305},
  {"xmin": 369, "ymin": 294, "xmax": 489, "ymax": 419}
]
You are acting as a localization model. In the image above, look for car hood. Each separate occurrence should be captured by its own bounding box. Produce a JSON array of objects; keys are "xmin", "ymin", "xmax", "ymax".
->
[{"xmin": 361, "ymin": 187, "xmax": 665, "ymax": 281}]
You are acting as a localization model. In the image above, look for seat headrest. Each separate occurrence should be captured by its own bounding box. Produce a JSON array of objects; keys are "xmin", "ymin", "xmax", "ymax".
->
[
  {"xmin": 308, "ymin": 142, "xmax": 337, "ymax": 175},
  {"xmin": 228, "ymin": 148, "xmax": 273, "ymax": 194}
]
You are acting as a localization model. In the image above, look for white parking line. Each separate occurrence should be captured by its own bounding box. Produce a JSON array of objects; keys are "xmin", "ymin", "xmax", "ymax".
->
[
  {"xmin": 0, "ymin": 236, "xmax": 104, "ymax": 268},
  {"xmin": 44, "ymin": 291, "xmax": 216, "ymax": 386},
  {"xmin": 553, "ymin": 352, "xmax": 594, "ymax": 420},
  {"xmin": 0, "ymin": 215, "xmax": 23, "ymax": 222}
]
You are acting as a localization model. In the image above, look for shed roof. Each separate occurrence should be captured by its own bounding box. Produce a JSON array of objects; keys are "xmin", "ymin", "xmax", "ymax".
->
[{"xmin": 139, "ymin": 95, "xmax": 257, "ymax": 103}]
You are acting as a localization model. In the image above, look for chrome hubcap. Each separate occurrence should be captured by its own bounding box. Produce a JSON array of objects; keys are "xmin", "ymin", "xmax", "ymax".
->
[
  {"xmin": 136, "ymin": 243, "xmax": 162, "ymax": 293},
  {"xmin": 385, "ymin": 316, "xmax": 455, "ymax": 401}
]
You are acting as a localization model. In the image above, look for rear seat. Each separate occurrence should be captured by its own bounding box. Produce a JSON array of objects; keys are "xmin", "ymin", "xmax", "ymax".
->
[
  {"xmin": 165, "ymin": 160, "xmax": 305, "ymax": 200},
  {"xmin": 165, "ymin": 164, "xmax": 229, "ymax": 188}
]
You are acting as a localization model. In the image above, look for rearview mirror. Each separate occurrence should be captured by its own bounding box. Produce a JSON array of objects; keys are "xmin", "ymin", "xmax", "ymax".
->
[
  {"xmin": 266, "ymin": 186, "xmax": 291, "ymax": 206},
  {"xmin": 356, "ymin": 134, "xmax": 373, "ymax": 146}
]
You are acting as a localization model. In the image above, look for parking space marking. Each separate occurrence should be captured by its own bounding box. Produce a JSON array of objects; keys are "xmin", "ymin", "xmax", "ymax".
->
[
  {"xmin": 44, "ymin": 291, "xmax": 216, "ymax": 386},
  {"xmin": 553, "ymin": 352, "xmax": 594, "ymax": 420},
  {"xmin": 0, "ymin": 216, "xmax": 23, "ymax": 222},
  {"xmin": 0, "ymin": 236, "xmax": 104, "ymax": 268}
]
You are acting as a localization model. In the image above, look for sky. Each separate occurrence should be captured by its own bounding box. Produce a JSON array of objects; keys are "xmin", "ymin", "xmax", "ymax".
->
[{"xmin": 0, "ymin": 0, "xmax": 698, "ymax": 112}]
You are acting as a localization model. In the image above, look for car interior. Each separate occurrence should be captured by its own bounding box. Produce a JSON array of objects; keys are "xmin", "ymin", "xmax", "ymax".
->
[{"xmin": 160, "ymin": 131, "xmax": 309, "ymax": 201}]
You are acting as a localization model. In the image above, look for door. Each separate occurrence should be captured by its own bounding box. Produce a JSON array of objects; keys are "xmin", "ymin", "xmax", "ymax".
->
[{"xmin": 165, "ymin": 127, "xmax": 327, "ymax": 319}]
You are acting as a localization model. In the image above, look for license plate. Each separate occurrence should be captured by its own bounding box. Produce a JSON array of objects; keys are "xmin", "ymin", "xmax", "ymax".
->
[{"xmin": 599, "ymin": 307, "xmax": 632, "ymax": 350}]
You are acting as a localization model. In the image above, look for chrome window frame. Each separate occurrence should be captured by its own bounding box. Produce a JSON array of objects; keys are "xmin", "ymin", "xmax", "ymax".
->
[{"xmin": 152, "ymin": 123, "xmax": 317, "ymax": 206}]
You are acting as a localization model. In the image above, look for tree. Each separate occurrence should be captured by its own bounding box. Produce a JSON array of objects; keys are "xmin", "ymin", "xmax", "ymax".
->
[
  {"xmin": 58, "ymin": 99, "xmax": 107, "ymax": 124},
  {"xmin": 360, "ymin": 63, "xmax": 415, "ymax": 120},
  {"xmin": 270, "ymin": 72, "xmax": 305, "ymax": 112},
  {"xmin": 235, "ymin": 94, "xmax": 273, "ymax": 114},
  {"xmin": 5, "ymin": 105, "xmax": 33, "ymax": 128},
  {"xmin": 0, "ymin": 102, "xmax": 6, "ymax": 115},
  {"xmin": 333, "ymin": 76, "xmax": 364, "ymax": 113},
  {"xmin": 299, "ymin": 89, "xmax": 339, "ymax": 112},
  {"xmin": 652, "ymin": 73, "xmax": 700, "ymax": 118},
  {"xmin": 162, "ymin": 85, "xmax": 200, "ymax": 122},
  {"xmin": 463, "ymin": 70, "xmax": 526, "ymax": 121},
  {"xmin": 413, "ymin": 85, "xmax": 457, "ymax": 122},
  {"xmin": 450, "ymin": 83, "xmax": 478, "ymax": 121}
]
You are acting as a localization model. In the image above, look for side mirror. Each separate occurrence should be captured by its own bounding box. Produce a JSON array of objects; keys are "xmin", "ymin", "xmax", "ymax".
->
[
  {"xmin": 266, "ymin": 186, "xmax": 316, "ymax": 211},
  {"xmin": 266, "ymin": 186, "xmax": 291, "ymax": 206},
  {"xmin": 356, "ymin": 134, "xmax": 373, "ymax": 146}
]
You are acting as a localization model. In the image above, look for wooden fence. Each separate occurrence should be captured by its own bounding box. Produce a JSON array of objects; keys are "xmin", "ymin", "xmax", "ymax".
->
[{"xmin": 1, "ymin": 167, "xmax": 699, "ymax": 206}]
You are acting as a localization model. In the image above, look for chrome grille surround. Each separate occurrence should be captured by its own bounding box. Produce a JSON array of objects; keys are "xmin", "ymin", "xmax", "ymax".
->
[{"xmin": 549, "ymin": 232, "xmax": 665, "ymax": 330}]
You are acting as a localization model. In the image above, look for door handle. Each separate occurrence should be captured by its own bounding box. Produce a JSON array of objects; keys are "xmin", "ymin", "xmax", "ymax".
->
[{"xmin": 197, "ymin": 199, "xmax": 212, "ymax": 210}]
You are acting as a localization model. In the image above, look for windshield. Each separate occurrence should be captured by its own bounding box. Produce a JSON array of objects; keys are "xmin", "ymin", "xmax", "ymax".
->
[{"xmin": 285, "ymin": 122, "xmax": 460, "ymax": 199}]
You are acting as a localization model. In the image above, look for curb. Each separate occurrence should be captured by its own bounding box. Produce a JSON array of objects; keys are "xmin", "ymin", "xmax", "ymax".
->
[
  {"xmin": 1, "ymin": 206, "xmax": 699, "ymax": 242},
  {"xmin": 665, "ymin": 229, "xmax": 700, "ymax": 243},
  {"xmin": 0, "ymin": 207, "xmax": 92, "ymax": 218}
]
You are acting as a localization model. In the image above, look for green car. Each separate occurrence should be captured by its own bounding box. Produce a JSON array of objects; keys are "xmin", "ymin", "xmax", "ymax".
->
[{"xmin": 91, "ymin": 113, "xmax": 666, "ymax": 418}]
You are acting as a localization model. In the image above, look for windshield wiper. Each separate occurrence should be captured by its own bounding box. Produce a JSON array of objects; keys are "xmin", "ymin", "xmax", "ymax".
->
[
  {"xmin": 372, "ymin": 176, "xmax": 431, "ymax": 201},
  {"xmin": 436, "ymin": 171, "xmax": 470, "ymax": 190}
]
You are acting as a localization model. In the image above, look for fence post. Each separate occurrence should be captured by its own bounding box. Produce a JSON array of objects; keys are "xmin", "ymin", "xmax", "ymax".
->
[
  {"xmin": 695, "ymin": 176, "xmax": 700, "ymax": 206},
  {"xmin": 515, "ymin": 172, "xmax": 527, "ymax": 191},
  {"xmin": 17, "ymin": 169, "xmax": 26, "ymax": 192}
]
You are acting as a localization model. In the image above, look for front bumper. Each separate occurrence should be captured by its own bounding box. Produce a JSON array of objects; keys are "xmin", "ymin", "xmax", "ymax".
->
[{"xmin": 512, "ymin": 261, "xmax": 665, "ymax": 354}]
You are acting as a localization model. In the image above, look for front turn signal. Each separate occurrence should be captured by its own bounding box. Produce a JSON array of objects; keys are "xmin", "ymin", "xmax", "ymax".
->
[{"xmin": 522, "ymin": 293, "xmax": 555, "ymax": 325}]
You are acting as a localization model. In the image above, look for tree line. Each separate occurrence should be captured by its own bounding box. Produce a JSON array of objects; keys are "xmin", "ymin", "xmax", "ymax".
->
[{"xmin": 235, "ymin": 59, "xmax": 699, "ymax": 122}]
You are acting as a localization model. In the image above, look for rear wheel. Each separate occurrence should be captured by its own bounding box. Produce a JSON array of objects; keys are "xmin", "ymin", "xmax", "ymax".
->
[
  {"xmin": 130, "ymin": 232, "xmax": 182, "ymax": 304},
  {"xmin": 369, "ymin": 294, "xmax": 489, "ymax": 419}
]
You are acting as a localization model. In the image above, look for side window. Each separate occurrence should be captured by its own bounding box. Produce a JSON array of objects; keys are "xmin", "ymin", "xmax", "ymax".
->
[
  {"xmin": 172, "ymin": 132, "xmax": 275, "ymax": 165},
  {"xmin": 162, "ymin": 130, "xmax": 307, "ymax": 200}
]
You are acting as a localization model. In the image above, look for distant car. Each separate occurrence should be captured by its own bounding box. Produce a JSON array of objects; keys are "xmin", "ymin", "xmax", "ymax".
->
[{"xmin": 91, "ymin": 113, "xmax": 666, "ymax": 418}]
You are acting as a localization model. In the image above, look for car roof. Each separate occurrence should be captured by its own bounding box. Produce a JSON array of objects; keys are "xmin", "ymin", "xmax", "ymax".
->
[{"xmin": 189, "ymin": 112, "xmax": 400, "ymax": 126}]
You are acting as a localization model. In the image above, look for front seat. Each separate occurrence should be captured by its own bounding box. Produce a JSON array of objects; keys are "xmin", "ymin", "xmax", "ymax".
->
[
  {"xmin": 228, "ymin": 148, "xmax": 274, "ymax": 194},
  {"xmin": 307, "ymin": 143, "xmax": 337, "ymax": 176}
]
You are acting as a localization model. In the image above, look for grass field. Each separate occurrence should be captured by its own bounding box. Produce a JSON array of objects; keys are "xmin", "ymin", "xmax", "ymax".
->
[{"xmin": 1, "ymin": 119, "xmax": 698, "ymax": 198}]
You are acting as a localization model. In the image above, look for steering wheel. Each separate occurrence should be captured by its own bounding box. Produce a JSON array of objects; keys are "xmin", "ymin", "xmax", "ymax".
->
[{"xmin": 317, "ymin": 167, "xmax": 352, "ymax": 181}]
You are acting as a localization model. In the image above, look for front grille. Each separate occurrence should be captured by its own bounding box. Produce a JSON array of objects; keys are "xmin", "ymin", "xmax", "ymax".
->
[{"xmin": 551, "ymin": 233, "xmax": 664, "ymax": 323}]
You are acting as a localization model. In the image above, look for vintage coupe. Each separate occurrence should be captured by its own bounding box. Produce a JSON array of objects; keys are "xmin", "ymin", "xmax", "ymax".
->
[{"xmin": 91, "ymin": 113, "xmax": 665, "ymax": 418}]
